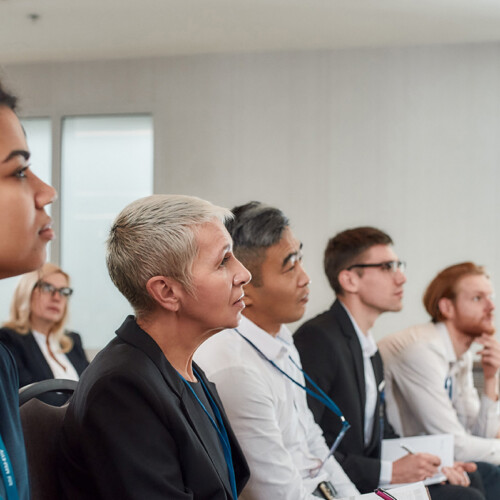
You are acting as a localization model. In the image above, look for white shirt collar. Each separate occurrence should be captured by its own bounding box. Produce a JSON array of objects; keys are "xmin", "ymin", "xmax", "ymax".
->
[
  {"xmin": 339, "ymin": 302, "xmax": 378, "ymax": 358},
  {"xmin": 236, "ymin": 315, "xmax": 293, "ymax": 361},
  {"xmin": 33, "ymin": 329, "xmax": 60, "ymax": 351},
  {"xmin": 436, "ymin": 322, "xmax": 458, "ymax": 363}
]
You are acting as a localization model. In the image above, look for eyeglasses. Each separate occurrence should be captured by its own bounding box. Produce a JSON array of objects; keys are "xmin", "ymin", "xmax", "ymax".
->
[
  {"xmin": 35, "ymin": 281, "xmax": 73, "ymax": 298},
  {"xmin": 346, "ymin": 260, "xmax": 406, "ymax": 273}
]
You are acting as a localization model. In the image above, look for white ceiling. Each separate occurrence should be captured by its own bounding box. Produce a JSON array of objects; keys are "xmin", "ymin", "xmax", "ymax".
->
[{"xmin": 2, "ymin": 0, "xmax": 500, "ymax": 65}]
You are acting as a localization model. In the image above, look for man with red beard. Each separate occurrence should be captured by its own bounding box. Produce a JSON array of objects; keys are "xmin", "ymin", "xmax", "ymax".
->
[{"xmin": 379, "ymin": 262, "xmax": 500, "ymax": 466}]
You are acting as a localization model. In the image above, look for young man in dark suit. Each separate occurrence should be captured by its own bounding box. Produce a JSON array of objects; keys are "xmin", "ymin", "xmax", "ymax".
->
[{"xmin": 294, "ymin": 226, "xmax": 488, "ymax": 500}]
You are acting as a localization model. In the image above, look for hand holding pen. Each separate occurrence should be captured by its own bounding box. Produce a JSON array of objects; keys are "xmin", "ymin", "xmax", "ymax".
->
[
  {"xmin": 398, "ymin": 444, "xmax": 474, "ymax": 487},
  {"xmin": 390, "ymin": 445, "xmax": 440, "ymax": 484}
]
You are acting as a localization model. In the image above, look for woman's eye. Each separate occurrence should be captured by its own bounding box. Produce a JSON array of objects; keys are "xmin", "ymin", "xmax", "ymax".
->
[
  {"xmin": 15, "ymin": 165, "xmax": 29, "ymax": 179},
  {"xmin": 220, "ymin": 256, "xmax": 230, "ymax": 267}
]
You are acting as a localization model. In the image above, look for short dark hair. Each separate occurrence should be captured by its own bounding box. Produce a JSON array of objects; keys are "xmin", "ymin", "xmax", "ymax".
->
[
  {"xmin": 0, "ymin": 80, "xmax": 18, "ymax": 111},
  {"xmin": 226, "ymin": 201, "xmax": 289, "ymax": 286},
  {"xmin": 423, "ymin": 262, "xmax": 487, "ymax": 323},
  {"xmin": 324, "ymin": 226, "xmax": 393, "ymax": 295}
]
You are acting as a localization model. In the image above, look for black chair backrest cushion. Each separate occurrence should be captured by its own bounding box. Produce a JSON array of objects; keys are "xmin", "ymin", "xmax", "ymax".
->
[{"xmin": 20, "ymin": 399, "xmax": 68, "ymax": 500}]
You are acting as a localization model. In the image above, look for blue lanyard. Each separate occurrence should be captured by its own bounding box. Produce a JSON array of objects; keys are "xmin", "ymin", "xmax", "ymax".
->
[
  {"xmin": 445, "ymin": 375, "xmax": 453, "ymax": 400},
  {"xmin": 234, "ymin": 329, "xmax": 350, "ymax": 474},
  {"xmin": 379, "ymin": 386, "xmax": 385, "ymax": 444},
  {"xmin": 179, "ymin": 368, "xmax": 238, "ymax": 500},
  {"xmin": 0, "ymin": 433, "xmax": 19, "ymax": 500}
]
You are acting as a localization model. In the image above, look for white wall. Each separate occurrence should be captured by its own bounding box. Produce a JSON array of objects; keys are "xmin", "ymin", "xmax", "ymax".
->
[{"xmin": 3, "ymin": 42, "xmax": 500, "ymax": 346}]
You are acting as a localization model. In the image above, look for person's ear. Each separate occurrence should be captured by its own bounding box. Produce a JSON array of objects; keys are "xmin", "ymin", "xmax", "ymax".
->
[
  {"xmin": 438, "ymin": 297, "xmax": 455, "ymax": 320},
  {"xmin": 338, "ymin": 269, "xmax": 360, "ymax": 294},
  {"xmin": 145, "ymin": 276, "xmax": 182, "ymax": 312}
]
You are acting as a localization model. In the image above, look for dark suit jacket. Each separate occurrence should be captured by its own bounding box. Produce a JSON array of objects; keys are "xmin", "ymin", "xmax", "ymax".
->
[
  {"xmin": 57, "ymin": 315, "xmax": 250, "ymax": 500},
  {"xmin": 0, "ymin": 327, "xmax": 89, "ymax": 405},
  {"xmin": 294, "ymin": 300, "xmax": 396, "ymax": 493}
]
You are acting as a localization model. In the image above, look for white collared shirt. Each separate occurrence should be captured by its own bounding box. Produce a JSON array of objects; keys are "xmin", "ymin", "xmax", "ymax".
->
[
  {"xmin": 436, "ymin": 322, "xmax": 500, "ymax": 438},
  {"xmin": 341, "ymin": 304, "xmax": 378, "ymax": 446},
  {"xmin": 32, "ymin": 330, "xmax": 79, "ymax": 381},
  {"xmin": 379, "ymin": 322, "xmax": 500, "ymax": 464},
  {"xmin": 194, "ymin": 316, "xmax": 359, "ymax": 500},
  {"xmin": 340, "ymin": 304, "xmax": 392, "ymax": 485}
]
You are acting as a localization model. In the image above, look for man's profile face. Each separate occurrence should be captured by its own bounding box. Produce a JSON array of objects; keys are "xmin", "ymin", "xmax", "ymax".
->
[
  {"xmin": 448, "ymin": 274, "xmax": 495, "ymax": 336},
  {"xmin": 244, "ymin": 227, "xmax": 310, "ymax": 334},
  {"xmin": 354, "ymin": 244, "xmax": 406, "ymax": 315}
]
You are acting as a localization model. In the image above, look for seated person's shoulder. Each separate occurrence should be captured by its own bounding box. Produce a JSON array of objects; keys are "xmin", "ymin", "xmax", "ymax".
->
[
  {"xmin": 64, "ymin": 330, "xmax": 83, "ymax": 343},
  {"xmin": 0, "ymin": 342, "xmax": 16, "ymax": 377},
  {"xmin": 295, "ymin": 310, "xmax": 338, "ymax": 338},
  {"xmin": 0, "ymin": 326, "xmax": 22, "ymax": 342},
  {"xmin": 294, "ymin": 312, "xmax": 345, "ymax": 358},
  {"xmin": 0, "ymin": 327, "xmax": 28, "ymax": 358},
  {"xmin": 379, "ymin": 323, "xmax": 446, "ymax": 366},
  {"xmin": 195, "ymin": 329, "xmax": 257, "ymax": 372},
  {"xmin": 195, "ymin": 330, "xmax": 281, "ymax": 397},
  {"xmin": 78, "ymin": 338, "xmax": 162, "ymax": 394}
]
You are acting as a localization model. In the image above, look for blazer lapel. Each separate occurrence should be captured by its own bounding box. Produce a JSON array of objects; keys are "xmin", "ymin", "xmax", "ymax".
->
[
  {"xmin": 331, "ymin": 301, "xmax": 366, "ymax": 433},
  {"xmin": 115, "ymin": 316, "xmax": 233, "ymax": 498},
  {"xmin": 366, "ymin": 353, "xmax": 384, "ymax": 452},
  {"xmin": 26, "ymin": 332, "xmax": 55, "ymax": 380},
  {"xmin": 178, "ymin": 371, "xmax": 233, "ymax": 497},
  {"xmin": 201, "ymin": 372, "xmax": 250, "ymax": 492}
]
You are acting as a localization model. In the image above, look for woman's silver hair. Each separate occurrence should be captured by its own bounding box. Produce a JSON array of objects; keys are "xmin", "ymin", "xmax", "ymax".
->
[
  {"xmin": 3, "ymin": 262, "xmax": 73, "ymax": 352},
  {"xmin": 106, "ymin": 194, "xmax": 232, "ymax": 316}
]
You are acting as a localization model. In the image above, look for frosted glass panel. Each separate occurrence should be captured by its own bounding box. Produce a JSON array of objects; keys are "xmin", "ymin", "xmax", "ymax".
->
[
  {"xmin": 61, "ymin": 115, "xmax": 153, "ymax": 349},
  {"xmin": 0, "ymin": 118, "xmax": 52, "ymax": 324}
]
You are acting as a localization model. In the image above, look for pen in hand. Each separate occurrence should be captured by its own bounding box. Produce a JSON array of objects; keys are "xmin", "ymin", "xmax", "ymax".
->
[{"xmin": 400, "ymin": 444, "xmax": 415, "ymax": 455}]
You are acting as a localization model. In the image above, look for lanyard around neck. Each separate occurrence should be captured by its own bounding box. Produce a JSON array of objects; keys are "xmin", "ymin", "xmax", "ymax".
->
[
  {"xmin": 179, "ymin": 368, "xmax": 238, "ymax": 500},
  {"xmin": 445, "ymin": 375, "xmax": 453, "ymax": 400},
  {"xmin": 234, "ymin": 328, "xmax": 350, "ymax": 475},
  {"xmin": 0, "ymin": 433, "xmax": 19, "ymax": 500}
]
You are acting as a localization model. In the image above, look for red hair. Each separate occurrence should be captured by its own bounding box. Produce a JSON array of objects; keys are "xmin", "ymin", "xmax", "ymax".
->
[{"xmin": 423, "ymin": 262, "xmax": 487, "ymax": 322}]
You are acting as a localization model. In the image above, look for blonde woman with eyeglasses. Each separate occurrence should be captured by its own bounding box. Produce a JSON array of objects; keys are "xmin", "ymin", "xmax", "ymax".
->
[{"xmin": 0, "ymin": 262, "xmax": 89, "ymax": 404}]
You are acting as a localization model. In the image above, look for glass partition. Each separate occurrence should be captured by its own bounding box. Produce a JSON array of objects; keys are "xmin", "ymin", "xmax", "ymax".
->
[{"xmin": 60, "ymin": 115, "xmax": 153, "ymax": 349}]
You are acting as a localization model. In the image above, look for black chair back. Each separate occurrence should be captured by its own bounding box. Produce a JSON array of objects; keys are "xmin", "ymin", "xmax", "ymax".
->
[{"xmin": 19, "ymin": 379, "xmax": 77, "ymax": 500}]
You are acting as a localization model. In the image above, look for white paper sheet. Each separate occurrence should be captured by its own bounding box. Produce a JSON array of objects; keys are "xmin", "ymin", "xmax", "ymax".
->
[{"xmin": 381, "ymin": 434, "xmax": 454, "ymax": 487}]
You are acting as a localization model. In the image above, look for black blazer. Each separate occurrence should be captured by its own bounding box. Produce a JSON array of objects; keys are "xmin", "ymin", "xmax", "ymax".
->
[
  {"xmin": 0, "ymin": 327, "xmax": 89, "ymax": 404},
  {"xmin": 294, "ymin": 300, "xmax": 396, "ymax": 493},
  {"xmin": 57, "ymin": 315, "xmax": 250, "ymax": 500}
]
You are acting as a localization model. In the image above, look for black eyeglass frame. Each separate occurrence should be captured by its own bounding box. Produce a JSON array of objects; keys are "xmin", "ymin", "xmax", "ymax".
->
[
  {"xmin": 35, "ymin": 280, "xmax": 74, "ymax": 298},
  {"xmin": 345, "ymin": 260, "xmax": 406, "ymax": 273}
]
